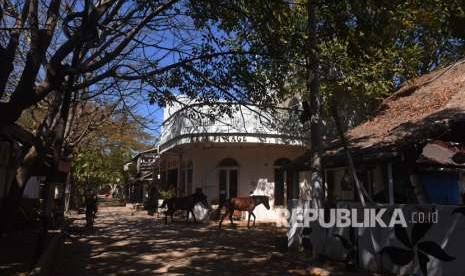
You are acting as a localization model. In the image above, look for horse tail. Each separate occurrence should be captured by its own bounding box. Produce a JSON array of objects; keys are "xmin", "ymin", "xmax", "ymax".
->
[{"xmin": 161, "ymin": 199, "xmax": 167, "ymax": 209}]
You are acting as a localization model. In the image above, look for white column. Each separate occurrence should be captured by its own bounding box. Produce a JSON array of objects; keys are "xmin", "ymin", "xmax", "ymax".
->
[{"xmin": 177, "ymin": 154, "xmax": 183, "ymax": 196}]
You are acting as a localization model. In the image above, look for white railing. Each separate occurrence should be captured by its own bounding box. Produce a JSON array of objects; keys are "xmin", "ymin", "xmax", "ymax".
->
[{"xmin": 159, "ymin": 105, "xmax": 306, "ymax": 150}]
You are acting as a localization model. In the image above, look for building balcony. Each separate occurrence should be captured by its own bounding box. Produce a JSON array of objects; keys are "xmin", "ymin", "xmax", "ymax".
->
[{"xmin": 159, "ymin": 103, "xmax": 307, "ymax": 153}]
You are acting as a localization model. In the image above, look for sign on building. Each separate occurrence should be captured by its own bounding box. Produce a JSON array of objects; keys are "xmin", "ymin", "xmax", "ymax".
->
[{"xmin": 137, "ymin": 152, "xmax": 158, "ymax": 173}]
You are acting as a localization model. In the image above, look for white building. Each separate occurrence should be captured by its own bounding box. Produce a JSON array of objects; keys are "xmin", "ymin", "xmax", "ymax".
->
[{"xmin": 157, "ymin": 98, "xmax": 310, "ymax": 220}]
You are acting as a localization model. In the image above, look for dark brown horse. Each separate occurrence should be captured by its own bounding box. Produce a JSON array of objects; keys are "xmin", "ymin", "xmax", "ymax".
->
[
  {"xmin": 161, "ymin": 192, "xmax": 208, "ymax": 223},
  {"xmin": 218, "ymin": 195, "xmax": 270, "ymax": 229}
]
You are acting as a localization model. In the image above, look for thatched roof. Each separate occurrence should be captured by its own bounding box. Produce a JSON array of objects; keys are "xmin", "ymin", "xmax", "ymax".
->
[{"xmin": 326, "ymin": 59, "xmax": 465, "ymax": 161}]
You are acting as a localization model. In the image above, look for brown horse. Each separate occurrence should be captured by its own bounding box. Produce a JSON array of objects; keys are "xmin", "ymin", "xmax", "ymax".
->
[{"xmin": 218, "ymin": 195, "xmax": 270, "ymax": 229}]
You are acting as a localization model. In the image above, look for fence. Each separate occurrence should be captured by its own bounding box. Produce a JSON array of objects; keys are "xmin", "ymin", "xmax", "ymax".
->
[{"xmin": 287, "ymin": 200, "xmax": 465, "ymax": 276}]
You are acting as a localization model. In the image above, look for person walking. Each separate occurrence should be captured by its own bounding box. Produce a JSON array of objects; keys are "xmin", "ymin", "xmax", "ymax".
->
[{"xmin": 85, "ymin": 189, "xmax": 98, "ymax": 229}]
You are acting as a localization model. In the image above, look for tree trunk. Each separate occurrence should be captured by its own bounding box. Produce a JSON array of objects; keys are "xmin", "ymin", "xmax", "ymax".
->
[
  {"xmin": 307, "ymin": 1, "xmax": 323, "ymax": 207},
  {"xmin": 331, "ymin": 96, "xmax": 372, "ymax": 206},
  {"xmin": 0, "ymin": 103, "xmax": 25, "ymax": 124},
  {"xmin": 0, "ymin": 144, "xmax": 41, "ymax": 232},
  {"xmin": 0, "ymin": 80, "xmax": 75, "ymax": 230},
  {"xmin": 307, "ymin": 1, "xmax": 324, "ymax": 259}
]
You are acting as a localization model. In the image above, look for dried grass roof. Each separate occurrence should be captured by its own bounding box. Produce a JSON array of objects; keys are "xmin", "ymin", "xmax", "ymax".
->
[{"xmin": 327, "ymin": 59, "xmax": 465, "ymax": 158}]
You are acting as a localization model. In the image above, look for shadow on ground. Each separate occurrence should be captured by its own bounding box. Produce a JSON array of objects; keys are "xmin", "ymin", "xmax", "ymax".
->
[
  {"xmin": 0, "ymin": 231, "xmax": 39, "ymax": 276},
  {"xmin": 57, "ymin": 207, "xmax": 288, "ymax": 276},
  {"xmin": 57, "ymin": 207, "xmax": 389, "ymax": 276}
]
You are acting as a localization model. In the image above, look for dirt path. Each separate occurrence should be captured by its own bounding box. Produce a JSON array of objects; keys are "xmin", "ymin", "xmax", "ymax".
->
[
  {"xmin": 57, "ymin": 206, "xmax": 294, "ymax": 275},
  {"xmin": 56, "ymin": 206, "xmax": 386, "ymax": 276}
]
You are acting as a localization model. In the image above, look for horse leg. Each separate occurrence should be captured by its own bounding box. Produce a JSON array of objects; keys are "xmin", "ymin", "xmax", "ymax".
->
[
  {"xmin": 171, "ymin": 210, "xmax": 175, "ymax": 222},
  {"xmin": 252, "ymin": 212, "xmax": 256, "ymax": 227},
  {"xmin": 229, "ymin": 209, "xmax": 234, "ymax": 226},
  {"xmin": 186, "ymin": 210, "xmax": 189, "ymax": 222},
  {"xmin": 192, "ymin": 210, "xmax": 197, "ymax": 223},
  {"xmin": 219, "ymin": 211, "xmax": 227, "ymax": 229},
  {"xmin": 165, "ymin": 211, "xmax": 168, "ymax": 224},
  {"xmin": 247, "ymin": 212, "xmax": 252, "ymax": 229}
]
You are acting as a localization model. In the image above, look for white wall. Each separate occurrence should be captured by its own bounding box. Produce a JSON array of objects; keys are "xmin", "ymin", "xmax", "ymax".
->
[{"xmin": 177, "ymin": 143, "xmax": 307, "ymax": 220}]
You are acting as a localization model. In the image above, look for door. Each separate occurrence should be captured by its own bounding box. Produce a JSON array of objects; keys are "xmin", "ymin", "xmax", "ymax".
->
[
  {"xmin": 186, "ymin": 169, "xmax": 193, "ymax": 195},
  {"xmin": 286, "ymin": 169, "xmax": 295, "ymax": 201},
  {"xmin": 274, "ymin": 158, "xmax": 294, "ymax": 206},
  {"xmin": 219, "ymin": 170, "xmax": 227, "ymax": 202},
  {"xmin": 274, "ymin": 168, "xmax": 285, "ymax": 206},
  {"xmin": 219, "ymin": 169, "xmax": 238, "ymax": 201},
  {"xmin": 229, "ymin": 169, "xmax": 238, "ymax": 198},
  {"xmin": 167, "ymin": 169, "xmax": 178, "ymax": 195}
]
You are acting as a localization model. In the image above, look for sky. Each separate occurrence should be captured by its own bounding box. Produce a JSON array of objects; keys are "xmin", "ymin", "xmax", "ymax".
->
[{"xmin": 128, "ymin": 5, "xmax": 230, "ymax": 141}]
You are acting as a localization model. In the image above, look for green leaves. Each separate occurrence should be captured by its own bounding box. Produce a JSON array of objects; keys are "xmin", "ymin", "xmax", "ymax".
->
[
  {"xmin": 139, "ymin": 0, "xmax": 465, "ymax": 142},
  {"xmin": 71, "ymin": 110, "xmax": 153, "ymax": 192}
]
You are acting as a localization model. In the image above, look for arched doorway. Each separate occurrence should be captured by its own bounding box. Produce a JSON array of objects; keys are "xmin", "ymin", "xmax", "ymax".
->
[{"xmin": 218, "ymin": 158, "xmax": 239, "ymax": 202}]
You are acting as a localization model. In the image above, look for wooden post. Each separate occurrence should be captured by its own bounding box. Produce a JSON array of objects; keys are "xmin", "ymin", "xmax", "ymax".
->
[
  {"xmin": 387, "ymin": 163, "xmax": 395, "ymax": 205},
  {"xmin": 409, "ymin": 172, "xmax": 426, "ymax": 204}
]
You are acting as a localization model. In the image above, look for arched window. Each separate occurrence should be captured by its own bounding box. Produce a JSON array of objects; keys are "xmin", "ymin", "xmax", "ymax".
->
[
  {"xmin": 274, "ymin": 158, "xmax": 291, "ymax": 167},
  {"xmin": 218, "ymin": 158, "xmax": 239, "ymax": 167}
]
